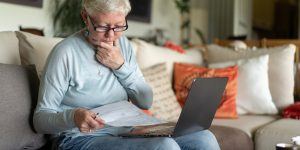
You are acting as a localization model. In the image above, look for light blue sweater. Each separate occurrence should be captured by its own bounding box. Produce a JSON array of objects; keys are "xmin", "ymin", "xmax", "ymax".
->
[{"xmin": 33, "ymin": 31, "xmax": 153, "ymax": 138}]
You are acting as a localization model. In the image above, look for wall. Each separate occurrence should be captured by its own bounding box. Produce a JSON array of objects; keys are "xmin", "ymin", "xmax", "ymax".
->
[
  {"xmin": 0, "ymin": 0, "xmax": 209, "ymax": 44},
  {"xmin": 252, "ymin": 0, "xmax": 275, "ymax": 30},
  {"xmin": 0, "ymin": 0, "xmax": 53, "ymax": 35},
  {"xmin": 125, "ymin": 0, "xmax": 181, "ymax": 43},
  {"xmin": 190, "ymin": 0, "xmax": 209, "ymax": 44},
  {"xmin": 233, "ymin": 0, "xmax": 252, "ymax": 38}
]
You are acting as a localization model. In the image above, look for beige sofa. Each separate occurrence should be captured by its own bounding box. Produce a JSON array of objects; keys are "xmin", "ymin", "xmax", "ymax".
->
[{"xmin": 0, "ymin": 31, "xmax": 299, "ymax": 150}]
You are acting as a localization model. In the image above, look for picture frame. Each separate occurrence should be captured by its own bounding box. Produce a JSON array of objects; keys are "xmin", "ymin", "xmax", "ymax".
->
[
  {"xmin": 0, "ymin": 0, "xmax": 43, "ymax": 8},
  {"xmin": 128, "ymin": 0, "xmax": 152, "ymax": 23}
]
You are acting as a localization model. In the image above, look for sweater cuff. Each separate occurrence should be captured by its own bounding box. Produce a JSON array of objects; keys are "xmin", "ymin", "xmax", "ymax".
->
[
  {"xmin": 64, "ymin": 109, "xmax": 76, "ymax": 128},
  {"xmin": 113, "ymin": 62, "xmax": 133, "ymax": 79}
]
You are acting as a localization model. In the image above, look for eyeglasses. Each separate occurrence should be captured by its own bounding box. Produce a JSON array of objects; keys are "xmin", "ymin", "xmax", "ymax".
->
[{"xmin": 88, "ymin": 15, "xmax": 128, "ymax": 33}]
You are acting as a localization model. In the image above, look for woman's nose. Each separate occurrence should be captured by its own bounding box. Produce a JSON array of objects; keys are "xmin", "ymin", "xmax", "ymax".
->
[{"xmin": 105, "ymin": 29, "xmax": 114, "ymax": 38}]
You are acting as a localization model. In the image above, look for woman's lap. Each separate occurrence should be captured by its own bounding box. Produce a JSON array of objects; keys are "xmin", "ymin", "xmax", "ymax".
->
[
  {"xmin": 174, "ymin": 130, "xmax": 220, "ymax": 150},
  {"xmin": 55, "ymin": 130, "xmax": 220, "ymax": 150}
]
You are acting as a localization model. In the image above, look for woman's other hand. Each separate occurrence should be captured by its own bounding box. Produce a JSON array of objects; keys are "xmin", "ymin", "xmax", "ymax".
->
[
  {"xmin": 74, "ymin": 108, "xmax": 105, "ymax": 133},
  {"xmin": 96, "ymin": 39, "xmax": 125, "ymax": 70}
]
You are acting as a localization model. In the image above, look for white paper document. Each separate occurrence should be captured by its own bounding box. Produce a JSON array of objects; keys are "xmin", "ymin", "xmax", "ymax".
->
[{"xmin": 90, "ymin": 101, "xmax": 165, "ymax": 127}]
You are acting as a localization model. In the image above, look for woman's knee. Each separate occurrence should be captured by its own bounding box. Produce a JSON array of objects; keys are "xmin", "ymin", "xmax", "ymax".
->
[
  {"xmin": 156, "ymin": 138, "xmax": 180, "ymax": 150},
  {"xmin": 194, "ymin": 130, "xmax": 220, "ymax": 150},
  {"xmin": 175, "ymin": 130, "xmax": 220, "ymax": 150}
]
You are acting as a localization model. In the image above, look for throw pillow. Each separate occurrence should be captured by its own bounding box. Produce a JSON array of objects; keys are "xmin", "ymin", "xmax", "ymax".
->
[
  {"xmin": 210, "ymin": 55, "xmax": 278, "ymax": 115},
  {"xmin": 141, "ymin": 63, "xmax": 182, "ymax": 122},
  {"xmin": 282, "ymin": 102, "xmax": 300, "ymax": 119},
  {"xmin": 0, "ymin": 31, "xmax": 21, "ymax": 64},
  {"xmin": 15, "ymin": 31, "xmax": 63, "ymax": 77},
  {"xmin": 133, "ymin": 39, "xmax": 204, "ymax": 81},
  {"xmin": 0, "ymin": 63, "xmax": 46, "ymax": 149},
  {"xmin": 173, "ymin": 63, "xmax": 238, "ymax": 118},
  {"xmin": 206, "ymin": 44, "xmax": 296, "ymax": 110}
]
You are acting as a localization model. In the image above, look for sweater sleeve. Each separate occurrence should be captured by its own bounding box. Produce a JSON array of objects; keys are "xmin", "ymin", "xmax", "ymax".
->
[
  {"xmin": 33, "ymin": 45, "xmax": 76, "ymax": 134},
  {"xmin": 112, "ymin": 37, "xmax": 153, "ymax": 109}
]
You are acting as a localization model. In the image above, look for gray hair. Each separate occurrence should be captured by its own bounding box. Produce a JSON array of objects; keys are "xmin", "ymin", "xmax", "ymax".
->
[{"xmin": 83, "ymin": 0, "xmax": 131, "ymax": 16}]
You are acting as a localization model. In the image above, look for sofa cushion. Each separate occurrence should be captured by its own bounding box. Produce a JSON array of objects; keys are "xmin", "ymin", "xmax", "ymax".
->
[
  {"xmin": 212, "ymin": 115, "xmax": 280, "ymax": 137},
  {"xmin": 210, "ymin": 125, "xmax": 253, "ymax": 150},
  {"xmin": 0, "ymin": 31, "xmax": 21, "ymax": 64},
  {"xmin": 141, "ymin": 63, "xmax": 181, "ymax": 121},
  {"xmin": 206, "ymin": 44, "xmax": 296, "ymax": 111},
  {"xmin": 173, "ymin": 63, "xmax": 238, "ymax": 118},
  {"xmin": 133, "ymin": 39, "xmax": 204, "ymax": 80},
  {"xmin": 255, "ymin": 118, "xmax": 300, "ymax": 150},
  {"xmin": 15, "ymin": 31, "xmax": 63, "ymax": 77},
  {"xmin": 210, "ymin": 54, "xmax": 278, "ymax": 115},
  {"xmin": 0, "ymin": 63, "xmax": 46, "ymax": 149}
]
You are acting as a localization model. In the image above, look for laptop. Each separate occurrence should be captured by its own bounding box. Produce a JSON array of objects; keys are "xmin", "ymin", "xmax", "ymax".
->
[{"xmin": 120, "ymin": 77, "xmax": 228, "ymax": 138}]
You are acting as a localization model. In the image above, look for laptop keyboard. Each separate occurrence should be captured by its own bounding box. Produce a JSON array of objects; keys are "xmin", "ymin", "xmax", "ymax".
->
[{"xmin": 144, "ymin": 125, "xmax": 175, "ymax": 136}]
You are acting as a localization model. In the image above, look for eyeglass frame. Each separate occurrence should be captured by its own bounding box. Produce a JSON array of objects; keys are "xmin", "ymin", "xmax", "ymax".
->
[{"xmin": 87, "ymin": 15, "xmax": 128, "ymax": 33}]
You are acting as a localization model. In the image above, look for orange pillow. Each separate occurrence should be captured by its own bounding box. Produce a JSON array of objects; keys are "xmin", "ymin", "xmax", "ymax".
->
[
  {"xmin": 173, "ymin": 63, "xmax": 238, "ymax": 118},
  {"xmin": 142, "ymin": 109, "xmax": 153, "ymax": 116}
]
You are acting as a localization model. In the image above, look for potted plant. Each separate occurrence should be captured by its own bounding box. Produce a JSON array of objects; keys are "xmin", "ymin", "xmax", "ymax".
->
[
  {"xmin": 174, "ymin": 0, "xmax": 206, "ymax": 46},
  {"xmin": 51, "ymin": 0, "xmax": 84, "ymax": 37}
]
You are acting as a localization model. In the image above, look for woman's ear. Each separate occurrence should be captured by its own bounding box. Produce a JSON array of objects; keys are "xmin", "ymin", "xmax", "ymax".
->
[{"xmin": 81, "ymin": 9, "xmax": 88, "ymax": 25}]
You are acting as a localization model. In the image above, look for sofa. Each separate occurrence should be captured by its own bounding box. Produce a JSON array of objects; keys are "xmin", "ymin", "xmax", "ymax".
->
[{"xmin": 0, "ymin": 31, "xmax": 299, "ymax": 150}]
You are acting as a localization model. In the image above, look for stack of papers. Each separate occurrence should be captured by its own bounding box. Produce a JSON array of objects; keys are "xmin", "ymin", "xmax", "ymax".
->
[{"xmin": 91, "ymin": 101, "xmax": 165, "ymax": 127}]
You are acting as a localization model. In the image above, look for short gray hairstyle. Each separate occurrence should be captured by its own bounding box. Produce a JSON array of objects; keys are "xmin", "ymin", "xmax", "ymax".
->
[{"xmin": 83, "ymin": 0, "xmax": 131, "ymax": 16}]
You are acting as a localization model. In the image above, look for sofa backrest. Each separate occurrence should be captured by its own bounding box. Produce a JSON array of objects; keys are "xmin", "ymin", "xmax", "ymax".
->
[
  {"xmin": 0, "ymin": 31, "xmax": 21, "ymax": 65},
  {"xmin": 214, "ymin": 38, "xmax": 300, "ymax": 63}
]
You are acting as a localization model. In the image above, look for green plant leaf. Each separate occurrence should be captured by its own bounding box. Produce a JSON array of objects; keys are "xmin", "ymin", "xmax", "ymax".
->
[
  {"xmin": 174, "ymin": 0, "xmax": 190, "ymax": 14},
  {"xmin": 52, "ymin": 0, "xmax": 84, "ymax": 37},
  {"xmin": 195, "ymin": 28, "xmax": 206, "ymax": 44},
  {"xmin": 181, "ymin": 20, "xmax": 190, "ymax": 29}
]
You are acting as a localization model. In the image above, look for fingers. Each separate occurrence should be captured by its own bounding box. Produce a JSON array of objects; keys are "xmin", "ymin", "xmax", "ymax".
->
[
  {"xmin": 99, "ymin": 42, "xmax": 113, "ymax": 50},
  {"xmin": 95, "ymin": 117, "xmax": 105, "ymax": 125},
  {"xmin": 78, "ymin": 118, "xmax": 105, "ymax": 133},
  {"xmin": 96, "ymin": 53, "xmax": 104, "ymax": 64},
  {"xmin": 79, "ymin": 124, "xmax": 91, "ymax": 133},
  {"xmin": 113, "ymin": 39, "xmax": 120, "ymax": 47},
  {"xmin": 96, "ymin": 48, "xmax": 109, "ymax": 57},
  {"xmin": 99, "ymin": 39, "xmax": 120, "ymax": 50},
  {"xmin": 74, "ymin": 108, "xmax": 105, "ymax": 133}
]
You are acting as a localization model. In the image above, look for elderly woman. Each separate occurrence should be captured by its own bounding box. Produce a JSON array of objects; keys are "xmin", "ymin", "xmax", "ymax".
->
[{"xmin": 33, "ymin": 0, "xmax": 220, "ymax": 149}]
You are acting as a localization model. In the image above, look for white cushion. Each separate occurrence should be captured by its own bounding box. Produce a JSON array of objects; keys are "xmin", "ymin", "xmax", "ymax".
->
[
  {"xmin": 0, "ymin": 31, "xmax": 21, "ymax": 65},
  {"xmin": 207, "ymin": 44, "xmax": 296, "ymax": 110},
  {"xmin": 268, "ymin": 45, "xmax": 295, "ymax": 110},
  {"xmin": 15, "ymin": 31, "xmax": 63, "ymax": 77},
  {"xmin": 133, "ymin": 39, "xmax": 204, "ymax": 80},
  {"xmin": 210, "ymin": 55, "xmax": 278, "ymax": 115},
  {"xmin": 141, "ymin": 63, "xmax": 181, "ymax": 122},
  {"xmin": 129, "ymin": 40, "xmax": 138, "ymax": 55}
]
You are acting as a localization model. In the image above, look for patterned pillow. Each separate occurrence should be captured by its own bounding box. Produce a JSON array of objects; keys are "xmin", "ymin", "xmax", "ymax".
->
[
  {"xmin": 173, "ymin": 63, "xmax": 238, "ymax": 118},
  {"xmin": 133, "ymin": 39, "xmax": 204, "ymax": 81},
  {"xmin": 141, "ymin": 63, "xmax": 181, "ymax": 122}
]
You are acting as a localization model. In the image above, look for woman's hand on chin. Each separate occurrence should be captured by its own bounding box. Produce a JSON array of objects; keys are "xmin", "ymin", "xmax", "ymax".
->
[{"xmin": 96, "ymin": 39, "xmax": 124, "ymax": 70}]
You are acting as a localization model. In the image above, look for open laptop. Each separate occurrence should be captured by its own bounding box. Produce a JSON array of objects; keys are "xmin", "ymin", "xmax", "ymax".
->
[{"xmin": 120, "ymin": 77, "xmax": 228, "ymax": 138}]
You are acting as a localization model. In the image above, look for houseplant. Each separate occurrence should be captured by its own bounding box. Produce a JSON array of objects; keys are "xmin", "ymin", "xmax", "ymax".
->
[
  {"xmin": 174, "ymin": 0, "xmax": 206, "ymax": 46},
  {"xmin": 51, "ymin": 0, "xmax": 84, "ymax": 37}
]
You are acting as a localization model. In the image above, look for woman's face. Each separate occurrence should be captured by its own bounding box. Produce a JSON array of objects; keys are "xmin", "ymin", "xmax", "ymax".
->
[{"xmin": 84, "ymin": 11, "xmax": 127, "ymax": 46}]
